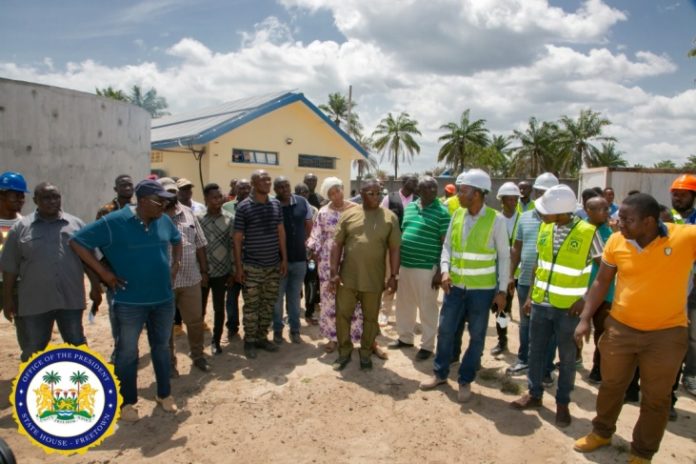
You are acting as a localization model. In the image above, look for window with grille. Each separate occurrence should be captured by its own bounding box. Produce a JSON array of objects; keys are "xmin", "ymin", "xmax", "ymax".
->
[
  {"xmin": 232, "ymin": 148, "xmax": 279, "ymax": 165},
  {"xmin": 298, "ymin": 154, "xmax": 336, "ymax": 169},
  {"xmin": 151, "ymin": 151, "xmax": 163, "ymax": 163}
]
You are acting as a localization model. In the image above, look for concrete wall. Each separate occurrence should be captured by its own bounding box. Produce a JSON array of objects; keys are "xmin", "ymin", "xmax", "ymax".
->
[
  {"xmin": 151, "ymin": 100, "xmax": 359, "ymax": 203},
  {"xmin": 352, "ymin": 177, "xmax": 579, "ymax": 210},
  {"xmin": 579, "ymin": 167, "xmax": 688, "ymax": 207},
  {"xmin": 0, "ymin": 78, "xmax": 151, "ymax": 222}
]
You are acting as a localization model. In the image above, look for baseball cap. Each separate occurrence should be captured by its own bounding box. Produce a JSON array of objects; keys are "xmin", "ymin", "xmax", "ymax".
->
[
  {"xmin": 135, "ymin": 179, "xmax": 176, "ymax": 199},
  {"xmin": 176, "ymin": 178, "xmax": 194, "ymax": 189},
  {"xmin": 158, "ymin": 177, "xmax": 178, "ymax": 192}
]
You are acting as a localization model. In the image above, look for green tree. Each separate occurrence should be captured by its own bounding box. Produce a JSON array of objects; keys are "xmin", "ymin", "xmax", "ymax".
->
[
  {"xmin": 42, "ymin": 370, "xmax": 62, "ymax": 398},
  {"xmin": 586, "ymin": 142, "xmax": 628, "ymax": 168},
  {"xmin": 372, "ymin": 112, "xmax": 421, "ymax": 180},
  {"xmin": 653, "ymin": 159, "xmax": 677, "ymax": 168},
  {"xmin": 352, "ymin": 135, "xmax": 379, "ymax": 186},
  {"xmin": 95, "ymin": 86, "xmax": 129, "ymax": 101},
  {"xmin": 319, "ymin": 92, "xmax": 362, "ymax": 136},
  {"xmin": 557, "ymin": 109, "xmax": 616, "ymax": 176},
  {"xmin": 511, "ymin": 117, "xmax": 559, "ymax": 177},
  {"xmin": 437, "ymin": 109, "xmax": 490, "ymax": 174},
  {"xmin": 682, "ymin": 154, "xmax": 696, "ymax": 171},
  {"xmin": 128, "ymin": 85, "xmax": 169, "ymax": 118}
]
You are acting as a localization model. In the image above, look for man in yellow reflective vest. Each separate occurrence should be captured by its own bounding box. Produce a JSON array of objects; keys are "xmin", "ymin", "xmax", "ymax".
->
[
  {"xmin": 511, "ymin": 184, "xmax": 596, "ymax": 428},
  {"xmin": 420, "ymin": 169, "xmax": 509, "ymax": 403}
]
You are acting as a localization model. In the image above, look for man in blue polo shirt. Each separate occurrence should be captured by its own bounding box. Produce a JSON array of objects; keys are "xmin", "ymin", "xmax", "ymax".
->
[
  {"xmin": 70, "ymin": 180, "xmax": 182, "ymax": 423},
  {"xmin": 234, "ymin": 170, "xmax": 288, "ymax": 359},
  {"xmin": 272, "ymin": 177, "xmax": 312, "ymax": 344}
]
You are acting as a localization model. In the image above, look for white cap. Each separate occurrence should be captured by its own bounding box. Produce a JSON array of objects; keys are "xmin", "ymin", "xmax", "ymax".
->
[
  {"xmin": 533, "ymin": 172, "xmax": 559, "ymax": 191},
  {"xmin": 496, "ymin": 181, "xmax": 521, "ymax": 199},
  {"xmin": 454, "ymin": 168, "xmax": 491, "ymax": 192},
  {"xmin": 535, "ymin": 184, "xmax": 577, "ymax": 215}
]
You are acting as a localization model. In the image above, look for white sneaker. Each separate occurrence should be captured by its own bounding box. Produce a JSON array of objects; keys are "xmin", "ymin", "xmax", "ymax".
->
[
  {"xmin": 506, "ymin": 361, "xmax": 529, "ymax": 375},
  {"xmin": 683, "ymin": 375, "xmax": 696, "ymax": 396},
  {"xmin": 155, "ymin": 395, "xmax": 178, "ymax": 413},
  {"xmin": 458, "ymin": 383, "xmax": 472, "ymax": 403},
  {"xmin": 120, "ymin": 404, "xmax": 140, "ymax": 423}
]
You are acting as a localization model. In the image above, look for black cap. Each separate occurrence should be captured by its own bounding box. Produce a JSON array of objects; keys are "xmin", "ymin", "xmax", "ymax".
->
[{"xmin": 135, "ymin": 179, "xmax": 176, "ymax": 199}]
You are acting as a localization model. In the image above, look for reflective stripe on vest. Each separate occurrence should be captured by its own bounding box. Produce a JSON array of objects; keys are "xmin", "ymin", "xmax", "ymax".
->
[
  {"xmin": 449, "ymin": 207, "xmax": 498, "ymax": 289},
  {"xmin": 531, "ymin": 219, "xmax": 596, "ymax": 309}
]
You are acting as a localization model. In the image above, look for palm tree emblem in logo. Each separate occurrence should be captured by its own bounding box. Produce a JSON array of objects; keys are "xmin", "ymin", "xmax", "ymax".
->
[{"xmin": 34, "ymin": 370, "xmax": 98, "ymax": 421}]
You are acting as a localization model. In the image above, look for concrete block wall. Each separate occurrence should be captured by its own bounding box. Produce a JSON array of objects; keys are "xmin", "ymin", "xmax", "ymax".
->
[{"xmin": 0, "ymin": 78, "xmax": 151, "ymax": 222}]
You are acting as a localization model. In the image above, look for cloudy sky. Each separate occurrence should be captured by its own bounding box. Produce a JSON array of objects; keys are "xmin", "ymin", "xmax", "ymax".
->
[{"xmin": 1, "ymin": 0, "xmax": 695, "ymax": 173}]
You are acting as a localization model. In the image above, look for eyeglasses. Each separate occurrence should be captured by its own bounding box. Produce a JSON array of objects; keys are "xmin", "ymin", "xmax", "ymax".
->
[
  {"xmin": 364, "ymin": 191, "xmax": 383, "ymax": 197},
  {"xmin": 148, "ymin": 198, "xmax": 165, "ymax": 207}
]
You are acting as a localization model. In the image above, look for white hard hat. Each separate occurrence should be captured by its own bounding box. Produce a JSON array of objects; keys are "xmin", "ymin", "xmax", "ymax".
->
[
  {"xmin": 535, "ymin": 184, "xmax": 577, "ymax": 215},
  {"xmin": 496, "ymin": 181, "xmax": 521, "ymax": 199},
  {"xmin": 455, "ymin": 168, "xmax": 491, "ymax": 192},
  {"xmin": 533, "ymin": 172, "xmax": 559, "ymax": 191}
]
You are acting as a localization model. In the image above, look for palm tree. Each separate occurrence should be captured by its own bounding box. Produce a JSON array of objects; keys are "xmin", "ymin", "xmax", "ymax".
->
[
  {"xmin": 42, "ymin": 370, "xmax": 62, "ymax": 398},
  {"xmin": 437, "ymin": 109, "xmax": 490, "ymax": 173},
  {"xmin": 557, "ymin": 109, "xmax": 616, "ymax": 175},
  {"xmin": 319, "ymin": 92, "xmax": 362, "ymax": 136},
  {"xmin": 682, "ymin": 154, "xmax": 696, "ymax": 171},
  {"xmin": 96, "ymin": 86, "xmax": 129, "ymax": 101},
  {"xmin": 128, "ymin": 85, "xmax": 169, "ymax": 118},
  {"xmin": 352, "ymin": 135, "xmax": 379, "ymax": 187},
  {"xmin": 654, "ymin": 160, "xmax": 677, "ymax": 168},
  {"xmin": 586, "ymin": 142, "xmax": 628, "ymax": 168},
  {"xmin": 511, "ymin": 117, "xmax": 559, "ymax": 177},
  {"xmin": 69, "ymin": 371, "xmax": 89, "ymax": 408},
  {"xmin": 372, "ymin": 112, "xmax": 421, "ymax": 179}
]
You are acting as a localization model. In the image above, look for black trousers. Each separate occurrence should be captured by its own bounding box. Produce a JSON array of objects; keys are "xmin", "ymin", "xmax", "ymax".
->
[
  {"xmin": 202, "ymin": 275, "xmax": 229, "ymax": 344},
  {"xmin": 304, "ymin": 263, "xmax": 320, "ymax": 318}
]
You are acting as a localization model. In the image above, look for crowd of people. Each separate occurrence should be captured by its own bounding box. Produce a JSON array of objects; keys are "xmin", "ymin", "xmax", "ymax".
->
[{"xmin": 1, "ymin": 167, "xmax": 695, "ymax": 463}]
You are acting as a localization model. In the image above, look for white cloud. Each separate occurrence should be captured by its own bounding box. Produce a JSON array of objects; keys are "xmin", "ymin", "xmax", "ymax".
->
[{"xmin": 1, "ymin": 1, "xmax": 693, "ymax": 172}]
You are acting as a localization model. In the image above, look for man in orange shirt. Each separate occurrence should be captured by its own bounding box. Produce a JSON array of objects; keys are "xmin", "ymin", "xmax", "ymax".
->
[{"xmin": 573, "ymin": 193, "xmax": 696, "ymax": 463}]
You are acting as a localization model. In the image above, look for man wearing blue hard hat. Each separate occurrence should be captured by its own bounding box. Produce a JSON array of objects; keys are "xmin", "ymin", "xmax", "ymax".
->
[{"xmin": 0, "ymin": 171, "xmax": 30, "ymax": 323}]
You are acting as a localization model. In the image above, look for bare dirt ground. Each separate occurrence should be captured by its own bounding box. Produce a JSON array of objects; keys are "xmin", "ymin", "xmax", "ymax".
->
[{"xmin": 1, "ymin": 290, "xmax": 694, "ymax": 464}]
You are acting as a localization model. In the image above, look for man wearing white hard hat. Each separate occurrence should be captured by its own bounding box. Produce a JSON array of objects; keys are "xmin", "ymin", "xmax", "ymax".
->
[
  {"xmin": 506, "ymin": 172, "xmax": 560, "ymax": 377},
  {"xmin": 511, "ymin": 184, "xmax": 597, "ymax": 428},
  {"xmin": 420, "ymin": 169, "xmax": 510, "ymax": 403},
  {"xmin": 489, "ymin": 182, "xmax": 522, "ymax": 357}
]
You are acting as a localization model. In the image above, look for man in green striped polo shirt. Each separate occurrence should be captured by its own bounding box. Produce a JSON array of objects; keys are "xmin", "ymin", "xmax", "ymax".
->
[{"xmin": 390, "ymin": 177, "xmax": 452, "ymax": 360}]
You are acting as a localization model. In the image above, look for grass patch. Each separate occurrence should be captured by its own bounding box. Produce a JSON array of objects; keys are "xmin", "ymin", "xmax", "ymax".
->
[
  {"xmin": 478, "ymin": 368, "xmax": 502, "ymax": 382},
  {"xmin": 500, "ymin": 379, "xmax": 522, "ymax": 395}
]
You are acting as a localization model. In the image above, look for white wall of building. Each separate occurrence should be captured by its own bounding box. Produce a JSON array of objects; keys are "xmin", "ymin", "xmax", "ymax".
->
[
  {"xmin": 579, "ymin": 167, "xmax": 685, "ymax": 207},
  {"xmin": 0, "ymin": 78, "xmax": 150, "ymax": 222}
]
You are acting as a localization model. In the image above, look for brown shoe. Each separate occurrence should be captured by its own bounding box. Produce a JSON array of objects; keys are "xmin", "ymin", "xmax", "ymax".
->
[
  {"xmin": 510, "ymin": 394, "xmax": 543, "ymax": 410},
  {"xmin": 555, "ymin": 404, "xmax": 571, "ymax": 427},
  {"xmin": 419, "ymin": 376, "xmax": 447, "ymax": 390}
]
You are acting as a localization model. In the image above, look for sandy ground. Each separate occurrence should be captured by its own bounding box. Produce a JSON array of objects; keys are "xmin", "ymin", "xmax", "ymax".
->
[{"xmin": 0, "ymin": 289, "xmax": 695, "ymax": 464}]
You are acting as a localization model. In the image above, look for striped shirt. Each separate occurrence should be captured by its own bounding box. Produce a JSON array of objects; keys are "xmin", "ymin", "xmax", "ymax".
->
[
  {"xmin": 234, "ymin": 196, "xmax": 282, "ymax": 267},
  {"xmin": 515, "ymin": 209, "xmax": 541, "ymax": 286},
  {"xmin": 400, "ymin": 199, "xmax": 451, "ymax": 269}
]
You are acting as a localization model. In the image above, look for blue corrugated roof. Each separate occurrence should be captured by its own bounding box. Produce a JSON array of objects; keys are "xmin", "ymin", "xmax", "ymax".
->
[{"xmin": 151, "ymin": 91, "xmax": 368, "ymax": 158}]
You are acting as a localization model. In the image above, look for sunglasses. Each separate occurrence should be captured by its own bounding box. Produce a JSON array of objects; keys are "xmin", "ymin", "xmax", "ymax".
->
[
  {"xmin": 148, "ymin": 198, "xmax": 165, "ymax": 207},
  {"xmin": 364, "ymin": 191, "xmax": 383, "ymax": 197}
]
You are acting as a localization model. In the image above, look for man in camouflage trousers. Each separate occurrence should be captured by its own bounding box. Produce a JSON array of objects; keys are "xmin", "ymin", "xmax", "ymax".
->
[{"xmin": 233, "ymin": 170, "xmax": 288, "ymax": 359}]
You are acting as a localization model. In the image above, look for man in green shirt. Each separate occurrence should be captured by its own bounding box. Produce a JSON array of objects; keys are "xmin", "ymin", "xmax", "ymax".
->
[
  {"xmin": 330, "ymin": 180, "xmax": 401, "ymax": 371},
  {"xmin": 389, "ymin": 177, "xmax": 450, "ymax": 360}
]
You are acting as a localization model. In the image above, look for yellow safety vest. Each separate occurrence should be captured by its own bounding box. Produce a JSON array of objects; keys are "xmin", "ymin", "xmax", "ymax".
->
[
  {"xmin": 531, "ymin": 219, "xmax": 596, "ymax": 309},
  {"xmin": 449, "ymin": 207, "xmax": 498, "ymax": 289}
]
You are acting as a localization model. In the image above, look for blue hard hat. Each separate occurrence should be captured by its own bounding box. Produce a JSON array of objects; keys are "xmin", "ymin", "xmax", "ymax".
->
[{"xmin": 0, "ymin": 171, "xmax": 31, "ymax": 193}]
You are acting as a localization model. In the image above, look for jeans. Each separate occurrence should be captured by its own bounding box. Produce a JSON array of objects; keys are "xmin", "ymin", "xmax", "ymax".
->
[
  {"xmin": 273, "ymin": 261, "xmax": 307, "ymax": 334},
  {"xmin": 226, "ymin": 282, "xmax": 242, "ymax": 335},
  {"xmin": 528, "ymin": 304, "xmax": 579, "ymax": 405},
  {"xmin": 15, "ymin": 309, "xmax": 86, "ymax": 362},
  {"xmin": 516, "ymin": 285, "xmax": 556, "ymax": 372},
  {"xmin": 433, "ymin": 287, "xmax": 495, "ymax": 385},
  {"xmin": 114, "ymin": 300, "xmax": 174, "ymax": 406},
  {"xmin": 202, "ymin": 275, "xmax": 229, "ymax": 344},
  {"xmin": 106, "ymin": 289, "xmax": 118, "ymax": 361}
]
